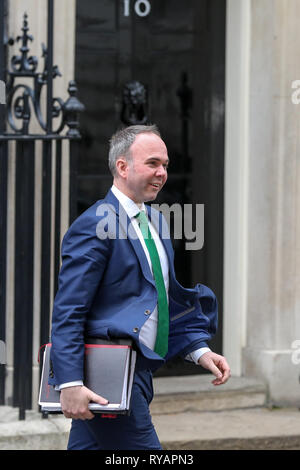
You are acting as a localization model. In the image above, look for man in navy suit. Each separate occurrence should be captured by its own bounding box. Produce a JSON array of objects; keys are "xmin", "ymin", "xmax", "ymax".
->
[{"xmin": 50, "ymin": 124, "xmax": 230, "ymax": 450}]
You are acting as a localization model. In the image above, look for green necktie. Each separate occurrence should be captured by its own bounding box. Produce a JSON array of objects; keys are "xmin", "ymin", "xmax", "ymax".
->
[{"xmin": 136, "ymin": 211, "xmax": 169, "ymax": 357}]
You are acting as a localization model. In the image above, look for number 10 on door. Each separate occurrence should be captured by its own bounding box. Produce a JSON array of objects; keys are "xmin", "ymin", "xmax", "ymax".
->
[{"xmin": 123, "ymin": 0, "xmax": 151, "ymax": 17}]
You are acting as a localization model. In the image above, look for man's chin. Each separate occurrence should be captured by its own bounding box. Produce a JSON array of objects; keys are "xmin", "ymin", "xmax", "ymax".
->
[
  {"xmin": 138, "ymin": 186, "xmax": 164, "ymax": 202},
  {"xmin": 144, "ymin": 191, "xmax": 160, "ymax": 202}
]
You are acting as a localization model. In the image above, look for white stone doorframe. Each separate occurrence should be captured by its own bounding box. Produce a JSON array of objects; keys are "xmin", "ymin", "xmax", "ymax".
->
[
  {"xmin": 224, "ymin": 0, "xmax": 300, "ymax": 406},
  {"xmin": 223, "ymin": 0, "xmax": 251, "ymax": 377}
]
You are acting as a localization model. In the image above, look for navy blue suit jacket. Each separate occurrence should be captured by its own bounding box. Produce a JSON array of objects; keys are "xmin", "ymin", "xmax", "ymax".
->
[{"xmin": 50, "ymin": 190, "xmax": 218, "ymax": 385}]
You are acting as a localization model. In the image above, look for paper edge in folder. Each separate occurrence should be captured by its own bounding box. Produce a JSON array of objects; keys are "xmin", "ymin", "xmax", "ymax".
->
[{"xmin": 38, "ymin": 342, "xmax": 136, "ymax": 414}]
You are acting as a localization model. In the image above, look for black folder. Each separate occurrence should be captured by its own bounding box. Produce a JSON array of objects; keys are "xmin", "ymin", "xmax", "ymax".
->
[{"xmin": 38, "ymin": 339, "xmax": 136, "ymax": 415}]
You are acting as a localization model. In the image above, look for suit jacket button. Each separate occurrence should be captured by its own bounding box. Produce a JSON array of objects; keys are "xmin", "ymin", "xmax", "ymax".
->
[
  {"xmin": 133, "ymin": 327, "xmax": 139, "ymax": 333},
  {"xmin": 144, "ymin": 309, "xmax": 151, "ymax": 315}
]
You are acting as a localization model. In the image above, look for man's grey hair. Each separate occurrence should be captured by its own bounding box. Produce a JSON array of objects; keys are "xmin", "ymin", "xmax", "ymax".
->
[{"xmin": 108, "ymin": 124, "xmax": 161, "ymax": 176}]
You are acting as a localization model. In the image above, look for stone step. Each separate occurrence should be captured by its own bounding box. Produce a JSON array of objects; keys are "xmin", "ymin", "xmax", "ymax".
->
[
  {"xmin": 1, "ymin": 406, "xmax": 300, "ymax": 450},
  {"xmin": 153, "ymin": 407, "xmax": 300, "ymax": 450},
  {"xmin": 2, "ymin": 375, "xmax": 291, "ymax": 451},
  {"xmin": 150, "ymin": 375, "xmax": 268, "ymax": 415}
]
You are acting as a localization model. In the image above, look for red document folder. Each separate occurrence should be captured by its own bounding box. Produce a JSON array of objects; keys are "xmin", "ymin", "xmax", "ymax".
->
[{"xmin": 38, "ymin": 339, "xmax": 136, "ymax": 415}]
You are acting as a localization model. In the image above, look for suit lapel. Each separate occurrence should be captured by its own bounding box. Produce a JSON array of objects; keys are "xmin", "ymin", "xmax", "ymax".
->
[{"xmin": 103, "ymin": 190, "xmax": 155, "ymax": 287}]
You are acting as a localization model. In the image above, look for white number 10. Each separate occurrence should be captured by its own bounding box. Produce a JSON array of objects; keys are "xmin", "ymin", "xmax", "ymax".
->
[{"xmin": 123, "ymin": 0, "xmax": 151, "ymax": 17}]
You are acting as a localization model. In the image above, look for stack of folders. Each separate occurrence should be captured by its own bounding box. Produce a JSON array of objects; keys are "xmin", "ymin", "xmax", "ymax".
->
[{"xmin": 38, "ymin": 338, "xmax": 136, "ymax": 415}]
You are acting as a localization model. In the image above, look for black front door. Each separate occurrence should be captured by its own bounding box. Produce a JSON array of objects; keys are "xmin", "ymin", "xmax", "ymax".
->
[{"xmin": 75, "ymin": 0, "xmax": 225, "ymax": 376}]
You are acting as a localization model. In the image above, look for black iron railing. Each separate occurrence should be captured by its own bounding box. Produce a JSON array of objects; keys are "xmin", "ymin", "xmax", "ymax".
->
[{"xmin": 0, "ymin": 0, "xmax": 84, "ymax": 419}]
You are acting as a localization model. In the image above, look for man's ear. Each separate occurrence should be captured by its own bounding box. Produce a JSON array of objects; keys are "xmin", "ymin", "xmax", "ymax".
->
[{"xmin": 115, "ymin": 157, "xmax": 128, "ymax": 179}]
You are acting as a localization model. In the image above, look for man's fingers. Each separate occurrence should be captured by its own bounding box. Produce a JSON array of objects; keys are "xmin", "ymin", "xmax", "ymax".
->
[
  {"xmin": 211, "ymin": 358, "xmax": 231, "ymax": 385},
  {"xmin": 88, "ymin": 391, "xmax": 109, "ymax": 406},
  {"xmin": 201, "ymin": 356, "xmax": 223, "ymax": 381},
  {"xmin": 218, "ymin": 358, "xmax": 231, "ymax": 379},
  {"xmin": 62, "ymin": 405, "xmax": 95, "ymax": 420},
  {"xmin": 64, "ymin": 409, "xmax": 94, "ymax": 420},
  {"xmin": 198, "ymin": 352, "xmax": 231, "ymax": 386},
  {"xmin": 60, "ymin": 385, "xmax": 108, "ymax": 420},
  {"xmin": 209, "ymin": 362, "xmax": 223, "ymax": 380}
]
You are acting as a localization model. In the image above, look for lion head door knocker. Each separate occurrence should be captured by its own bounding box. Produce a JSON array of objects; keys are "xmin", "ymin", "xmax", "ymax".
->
[{"xmin": 121, "ymin": 80, "xmax": 149, "ymax": 125}]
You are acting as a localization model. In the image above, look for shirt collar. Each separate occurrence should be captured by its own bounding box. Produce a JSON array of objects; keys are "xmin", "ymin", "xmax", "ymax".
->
[{"xmin": 111, "ymin": 185, "xmax": 146, "ymax": 219}]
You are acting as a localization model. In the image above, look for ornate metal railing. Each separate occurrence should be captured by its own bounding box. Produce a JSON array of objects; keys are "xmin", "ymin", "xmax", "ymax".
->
[
  {"xmin": 0, "ymin": 0, "xmax": 84, "ymax": 419},
  {"xmin": 3, "ymin": 13, "xmax": 84, "ymax": 137}
]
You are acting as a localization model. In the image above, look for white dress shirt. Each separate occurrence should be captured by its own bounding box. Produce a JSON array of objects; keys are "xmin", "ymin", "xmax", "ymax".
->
[{"xmin": 57, "ymin": 186, "xmax": 210, "ymax": 390}]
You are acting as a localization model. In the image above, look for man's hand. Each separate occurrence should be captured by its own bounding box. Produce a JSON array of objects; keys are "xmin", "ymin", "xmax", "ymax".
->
[
  {"xmin": 198, "ymin": 351, "xmax": 231, "ymax": 385},
  {"xmin": 60, "ymin": 385, "xmax": 109, "ymax": 420}
]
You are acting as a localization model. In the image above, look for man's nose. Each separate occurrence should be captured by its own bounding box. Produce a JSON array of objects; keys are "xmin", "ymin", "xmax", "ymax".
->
[{"xmin": 156, "ymin": 165, "xmax": 167, "ymax": 178}]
